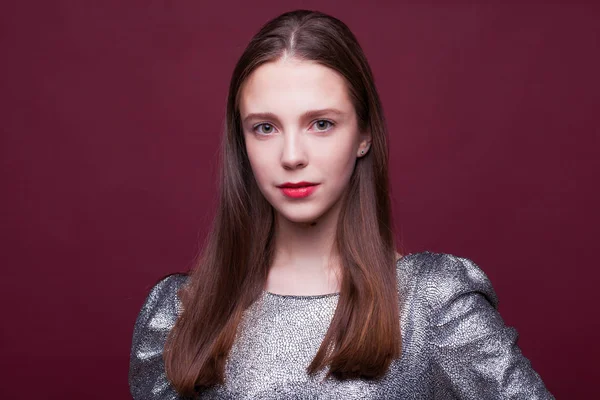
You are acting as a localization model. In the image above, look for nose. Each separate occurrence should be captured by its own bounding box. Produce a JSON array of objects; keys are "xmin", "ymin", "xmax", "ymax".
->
[{"xmin": 280, "ymin": 130, "xmax": 307, "ymax": 170}]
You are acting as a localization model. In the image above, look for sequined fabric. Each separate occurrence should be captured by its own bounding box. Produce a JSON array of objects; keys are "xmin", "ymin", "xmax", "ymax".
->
[{"xmin": 129, "ymin": 251, "xmax": 553, "ymax": 399}]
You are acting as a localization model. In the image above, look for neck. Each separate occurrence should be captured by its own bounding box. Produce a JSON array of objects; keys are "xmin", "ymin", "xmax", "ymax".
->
[{"xmin": 267, "ymin": 200, "xmax": 343, "ymax": 295}]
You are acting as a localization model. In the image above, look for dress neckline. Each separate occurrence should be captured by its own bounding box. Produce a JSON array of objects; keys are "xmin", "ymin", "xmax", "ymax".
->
[
  {"xmin": 261, "ymin": 256, "xmax": 406, "ymax": 300},
  {"xmin": 263, "ymin": 290, "xmax": 340, "ymax": 300}
]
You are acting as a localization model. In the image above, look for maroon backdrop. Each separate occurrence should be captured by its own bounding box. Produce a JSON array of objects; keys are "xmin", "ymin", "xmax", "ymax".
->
[{"xmin": 1, "ymin": 1, "xmax": 598, "ymax": 399}]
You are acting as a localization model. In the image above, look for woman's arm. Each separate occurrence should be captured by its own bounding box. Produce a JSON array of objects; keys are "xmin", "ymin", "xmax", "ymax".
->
[
  {"xmin": 128, "ymin": 274, "xmax": 187, "ymax": 400},
  {"xmin": 423, "ymin": 253, "xmax": 553, "ymax": 399}
]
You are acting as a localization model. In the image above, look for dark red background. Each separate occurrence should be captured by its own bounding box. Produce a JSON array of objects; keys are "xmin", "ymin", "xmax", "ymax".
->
[{"xmin": 1, "ymin": 1, "xmax": 598, "ymax": 399}]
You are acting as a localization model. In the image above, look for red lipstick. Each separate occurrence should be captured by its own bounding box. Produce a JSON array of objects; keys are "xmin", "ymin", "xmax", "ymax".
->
[{"xmin": 277, "ymin": 182, "xmax": 319, "ymax": 198}]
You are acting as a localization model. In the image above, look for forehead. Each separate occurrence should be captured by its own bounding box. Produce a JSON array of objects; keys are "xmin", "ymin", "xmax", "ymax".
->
[{"xmin": 239, "ymin": 58, "xmax": 353, "ymax": 117}]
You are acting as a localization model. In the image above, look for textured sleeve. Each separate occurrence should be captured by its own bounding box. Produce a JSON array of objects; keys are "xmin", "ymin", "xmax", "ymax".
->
[
  {"xmin": 128, "ymin": 274, "xmax": 187, "ymax": 400},
  {"xmin": 423, "ymin": 253, "xmax": 553, "ymax": 399}
]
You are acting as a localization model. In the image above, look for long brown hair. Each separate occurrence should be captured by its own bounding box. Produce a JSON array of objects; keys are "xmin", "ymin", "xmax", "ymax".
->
[{"xmin": 164, "ymin": 10, "xmax": 402, "ymax": 396}]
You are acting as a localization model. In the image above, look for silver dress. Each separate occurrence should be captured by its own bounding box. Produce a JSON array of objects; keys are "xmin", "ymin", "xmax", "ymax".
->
[{"xmin": 129, "ymin": 251, "xmax": 553, "ymax": 399}]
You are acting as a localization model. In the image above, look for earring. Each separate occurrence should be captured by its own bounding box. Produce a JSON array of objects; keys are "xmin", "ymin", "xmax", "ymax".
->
[{"xmin": 361, "ymin": 150, "xmax": 365, "ymax": 155}]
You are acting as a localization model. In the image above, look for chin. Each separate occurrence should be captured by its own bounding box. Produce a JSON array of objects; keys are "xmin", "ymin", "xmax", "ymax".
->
[
  {"xmin": 279, "ymin": 211, "xmax": 322, "ymax": 225},
  {"xmin": 275, "ymin": 206, "xmax": 325, "ymax": 225},
  {"xmin": 275, "ymin": 198, "xmax": 343, "ymax": 226}
]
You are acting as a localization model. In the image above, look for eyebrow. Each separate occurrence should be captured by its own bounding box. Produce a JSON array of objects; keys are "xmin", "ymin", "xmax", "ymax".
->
[{"xmin": 242, "ymin": 108, "xmax": 345, "ymax": 125}]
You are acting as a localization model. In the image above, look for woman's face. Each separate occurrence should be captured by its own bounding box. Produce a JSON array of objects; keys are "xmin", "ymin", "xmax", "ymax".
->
[{"xmin": 239, "ymin": 58, "xmax": 370, "ymax": 224}]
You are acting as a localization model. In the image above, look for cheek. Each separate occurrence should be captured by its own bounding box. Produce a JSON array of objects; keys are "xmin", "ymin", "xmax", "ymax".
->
[
  {"xmin": 245, "ymin": 141, "xmax": 274, "ymax": 184},
  {"xmin": 313, "ymin": 139, "xmax": 357, "ymax": 180},
  {"xmin": 327, "ymin": 153, "xmax": 356, "ymax": 188}
]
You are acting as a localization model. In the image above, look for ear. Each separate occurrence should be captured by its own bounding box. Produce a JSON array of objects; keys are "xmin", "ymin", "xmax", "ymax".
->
[{"xmin": 357, "ymin": 130, "xmax": 372, "ymax": 158}]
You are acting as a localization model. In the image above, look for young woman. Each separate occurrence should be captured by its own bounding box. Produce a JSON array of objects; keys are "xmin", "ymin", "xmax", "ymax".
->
[{"xmin": 129, "ymin": 10, "xmax": 553, "ymax": 399}]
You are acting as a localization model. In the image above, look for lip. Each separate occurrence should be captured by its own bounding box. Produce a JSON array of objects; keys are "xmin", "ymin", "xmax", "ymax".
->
[
  {"xmin": 277, "ymin": 182, "xmax": 319, "ymax": 199},
  {"xmin": 277, "ymin": 181, "xmax": 318, "ymax": 188}
]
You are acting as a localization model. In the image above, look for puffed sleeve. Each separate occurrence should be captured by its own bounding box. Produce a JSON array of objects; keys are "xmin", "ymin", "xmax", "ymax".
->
[
  {"xmin": 128, "ymin": 274, "xmax": 188, "ymax": 400},
  {"xmin": 423, "ymin": 253, "xmax": 554, "ymax": 399}
]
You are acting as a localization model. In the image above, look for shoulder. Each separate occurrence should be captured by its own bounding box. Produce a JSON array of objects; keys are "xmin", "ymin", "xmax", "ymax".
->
[
  {"xmin": 129, "ymin": 274, "xmax": 188, "ymax": 398},
  {"xmin": 133, "ymin": 273, "xmax": 189, "ymax": 331},
  {"xmin": 397, "ymin": 253, "xmax": 554, "ymax": 398},
  {"xmin": 396, "ymin": 251, "xmax": 498, "ymax": 311}
]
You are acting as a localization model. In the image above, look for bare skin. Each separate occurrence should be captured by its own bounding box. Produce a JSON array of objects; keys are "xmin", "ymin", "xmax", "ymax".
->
[{"xmin": 239, "ymin": 56, "xmax": 392, "ymax": 295}]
